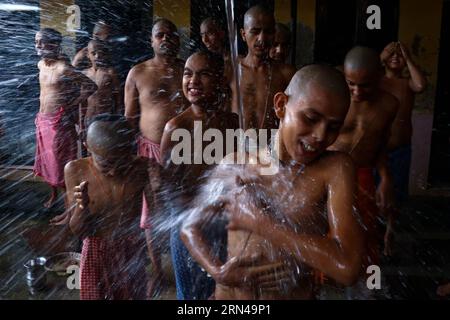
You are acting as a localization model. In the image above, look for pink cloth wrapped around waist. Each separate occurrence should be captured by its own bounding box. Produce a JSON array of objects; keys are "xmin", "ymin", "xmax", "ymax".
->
[
  {"xmin": 33, "ymin": 108, "xmax": 78, "ymax": 187},
  {"xmin": 80, "ymin": 236, "xmax": 147, "ymax": 300},
  {"xmin": 137, "ymin": 135, "xmax": 161, "ymax": 229}
]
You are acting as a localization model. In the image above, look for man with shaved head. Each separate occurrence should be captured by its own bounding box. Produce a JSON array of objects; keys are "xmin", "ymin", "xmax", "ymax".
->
[
  {"xmin": 125, "ymin": 18, "xmax": 186, "ymax": 251},
  {"xmin": 330, "ymin": 46, "xmax": 399, "ymax": 274},
  {"xmin": 269, "ymin": 22, "xmax": 292, "ymax": 63},
  {"xmin": 182, "ymin": 65, "xmax": 364, "ymax": 299},
  {"xmin": 60, "ymin": 114, "xmax": 161, "ymax": 299},
  {"xmin": 230, "ymin": 5, "xmax": 296, "ymax": 131}
]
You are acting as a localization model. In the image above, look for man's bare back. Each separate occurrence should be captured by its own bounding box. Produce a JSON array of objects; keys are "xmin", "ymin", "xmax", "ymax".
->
[{"xmin": 331, "ymin": 91, "xmax": 398, "ymax": 167}]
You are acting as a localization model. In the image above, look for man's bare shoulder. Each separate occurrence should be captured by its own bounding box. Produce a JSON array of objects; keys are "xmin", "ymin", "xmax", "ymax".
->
[
  {"xmin": 312, "ymin": 151, "xmax": 355, "ymax": 177},
  {"xmin": 164, "ymin": 107, "xmax": 193, "ymax": 132},
  {"xmin": 64, "ymin": 158, "xmax": 90, "ymax": 177}
]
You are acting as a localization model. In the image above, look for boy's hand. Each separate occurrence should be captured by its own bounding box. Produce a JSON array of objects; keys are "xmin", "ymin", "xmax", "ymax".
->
[
  {"xmin": 74, "ymin": 181, "xmax": 89, "ymax": 210},
  {"xmin": 398, "ymin": 42, "xmax": 411, "ymax": 61},
  {"xmin": 381, "ymin": 42, "xmax": 396, "ymax": 63},
  {"xmin": 216, "ymin": 255, "xmax": 290, "ymax": 289}
]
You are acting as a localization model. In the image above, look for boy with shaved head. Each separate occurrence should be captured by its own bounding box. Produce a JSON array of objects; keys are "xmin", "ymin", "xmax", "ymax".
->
[
  {"xmin": 379, "ymin": 42, "xmax": 427, "ymax": 254},
  {"xmin": 230, "ymin": 5, "xmax": 296, "ymax": 131},
  {"xmin": 81, "ymin": 40, "xmax": 123, "ymax": 142},
  {"xmin": 34, "ymin": 28, "xmax": 97, "ymax": 208},
  {"xmin": 182, "ymin": 65, "xmax": 364, "ymax": 299},
  {"xmin": 72, "ymin": 21, "xmax": 113, "ymax": 70},
  {"xmin": 330, "ymin": 46, "xmax": 399, "ymax": 268},
  {"xmin": 62, "ymin": 114, "xmax": 161, "ymax": 299},
  {"xmin": 160, "ymin": 50, "xmax": 238, "ymax": 299}
]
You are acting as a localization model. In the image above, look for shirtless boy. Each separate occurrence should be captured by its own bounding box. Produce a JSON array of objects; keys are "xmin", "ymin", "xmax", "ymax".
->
[
  {"xmin": 160, "ymin": 51, "xmax": 238, "ymax": 299},
  {"xmin": 182, "ymin": 65, "xmax": 363, "ymax": 299},
  {"xmin": 34, "ymin": 28, "xmax": 97, "ymax": 208},
  {"xmin": 72, "ymin": 21, "xmax": 112, "ymax": 70},
  {"xmin": 379, "ymin": 42, "xmax": 427, "ymax": 254},
  {"xmin": 63, "ymin": 114, "xmax": 161, "ymax": 299},
  {"xmin": 83, "ymin": 40, "xmax": 123, "ymax": 125},
  {"xmin": 330, "ymin": 46, "xmax": 399, "ymax": 263}
]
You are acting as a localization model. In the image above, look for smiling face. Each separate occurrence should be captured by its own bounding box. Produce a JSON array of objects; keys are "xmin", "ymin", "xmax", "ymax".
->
[
  {"xmin": 151, "ymin": 21, "xmax": 180, "ymax": 57},
  {"xmin": 385, "ymin": 48, "xmax": 406, "ymax": 71},
  {"xmin": 241, "ymin": 12, "xmax": 275, "ymax": 58},
  {"xmin": 35, "ymin": 31, "xmax": 60, "ymax": 59},
  {"xmin": 182, "ymin": 53, "xmax": 222, "ymax": 109},
  {"xmin": 344, "ymin": 68, "xmax": 380, "ymax": 103},
  {"xmin": 275, "ymin": 81, "xmax": 349, "ymax": 164}
]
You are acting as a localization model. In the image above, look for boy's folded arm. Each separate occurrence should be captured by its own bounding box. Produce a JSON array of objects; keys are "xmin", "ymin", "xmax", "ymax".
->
[
  {"xmin": 231, "ymin": 155, "xmax": 364, "ymax": 286},
  {"xmin": 180, "ymin": 201, "xmax": 226, "ymax": 280}
]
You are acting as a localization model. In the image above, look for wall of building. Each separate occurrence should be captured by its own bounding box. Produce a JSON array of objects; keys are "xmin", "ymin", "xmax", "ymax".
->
[{"xmin": 398, "ymin": 0, "xmax": 443, "ymax": 195}]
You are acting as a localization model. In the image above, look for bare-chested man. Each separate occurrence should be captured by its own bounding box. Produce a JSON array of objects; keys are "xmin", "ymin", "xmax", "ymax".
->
[
  {"xmin": 231, "ymin": 5, "xmax": 296, "ymax": 130},
  {"xmin": 379, "ymin": 42, "xmax": 427, "ymax": 221},
  {"xmin": 269, "ymin": 23, "xmax": 292, "ymax": 64},
  {"xmin": 200, "ymin": 17, "xmax": 232, "ymax": 112},
  {"xmin": 330, "ymin": 46, "xmax": 399, "ymax": 265},
  {"xmin": 72, "ymin": 20, "xmax": 112, "ymax": 70},
  {"xmin": 159, "ymin": 51, "xmax": 239, "ymax": 299},
  {"xmin": 34, "ymin": 28, "xmax": 96, "ymax": 208},
  {"xmin": 125, "ymin": 18, "xmax": 185, "ymax": 233},
  {"xmin": 60, "ymin": 114, "xmax": 161, "ymax": 299},
  {"xmin": 181, "ymin": 65, "xmax": 363, "ymax": 299},
  {"xmin": 83, "ymin": 40, "xmax": 123, "ymax": 124}
]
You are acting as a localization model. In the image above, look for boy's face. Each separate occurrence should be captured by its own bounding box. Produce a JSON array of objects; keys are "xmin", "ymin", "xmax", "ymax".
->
[
  {"xmin": 88, "ymin": 42, "xmax": 108, "ymax": 67},
  {"xmin": 386, "ymin": 49, "xmax": 406, "ymax": 71},
  {"xmin": 183, "ymin": 54, "xmax": 220, "ymax": 108},
  {"xmin": 276, "ymin": 84, "xmax": 347, "ymax": 164},
  {"xmin": 344, "ymin": 68, "xmax": 379, "ymax": 103},
  {"xmin": 35, "ymin": 32, "xmax": 59, "ymax": 59},
  {"xmin": 200, "ymin": 22, "xmax": 223, "ymax": 54},
  {"xmin": 151, "ymin": 22, "xmax": 180, "ymax": 57},
  {"xmin": 269, "ymin": 31, "xmax": 290, "ymax": 62},
  {"xmin": 241, "ymin": 13, "xmax": 275, "ymax": 58}
]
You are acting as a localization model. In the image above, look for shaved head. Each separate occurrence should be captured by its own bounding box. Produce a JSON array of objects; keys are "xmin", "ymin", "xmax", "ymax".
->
[
  {"xmin": 86, "ymin": 115, "xmax": 135, "ymax": 152},
  {"xmin": 152, "ymin": 18, "xmax": 178, "ymax": 35},
  {"xmin": 344, "ymin": 46, "xmax": 382, "ymax": 74},
  {"xmin": 244, "ymin": 5, "xmax": 274, "ymax": 29},
  {"xmin": 285, "ymin": 64, "xmax": 350, "ymax": 104}
]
